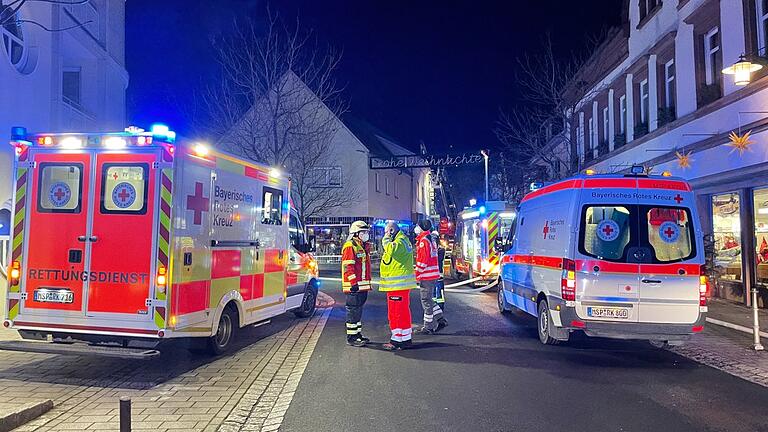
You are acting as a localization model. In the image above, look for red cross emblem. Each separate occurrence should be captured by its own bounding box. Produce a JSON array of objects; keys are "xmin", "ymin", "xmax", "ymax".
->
[
  {"xmin": 674, "ymin": 194, "xmax": 683, "ymax": 204},
  {"xmin": 186, "ymin": 182, "xmax": 209, "ymax": 225},
  {"xmin": 117, "ymin": 188, "xmax": 131, "ymax": 203},
  {"xmin": 602, "ymin": 224, "xmax": 615, "ymax": 237},
  {"xmin": 113, "ymin": 172, "xmax": 119, "ymax": 180},
  {"xmin": 664, "ymin": 226, "xmax": 676, "ymax": 239},
  {"xmin": 53, "ymin": 187, "xmax": 66, "ymax": 200},
  {"xmin": 542, "ymin": 221, "xmax": 549, "ymax": 239}
]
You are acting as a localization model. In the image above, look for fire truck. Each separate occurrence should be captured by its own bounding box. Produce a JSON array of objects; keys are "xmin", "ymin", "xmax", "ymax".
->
[
  {"xmin": 2, "ymin": 126, "xmax": 319, "ymax": 358},
  {"xmin": 451, "ymin": 201, "xmax": 516, "ymax": 286}
]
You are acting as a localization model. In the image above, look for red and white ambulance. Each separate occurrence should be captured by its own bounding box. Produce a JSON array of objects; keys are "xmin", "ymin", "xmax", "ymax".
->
[
  {"xmin": 3, "ymin": 126, "xmax": 319, "ymax": 357},
  {"xmin": 498, "ymin": 168, "xmax": 707, "ymax": 347}
]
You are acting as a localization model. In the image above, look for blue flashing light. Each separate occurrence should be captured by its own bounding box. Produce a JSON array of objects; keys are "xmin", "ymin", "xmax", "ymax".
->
[
  {"xmin": 11, "ymin": 126, "xmax": 27, "ymax": 141},
  {"xmin": 151, "ymin": 124, "xmax": 170, "ymax": 135},
  {"xmin": 479, "ymin": 205, "xmax": 486, "ymax": 215}
]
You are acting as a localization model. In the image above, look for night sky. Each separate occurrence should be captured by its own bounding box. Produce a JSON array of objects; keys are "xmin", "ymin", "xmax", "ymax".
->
[{"xmin": 126, "ymin": 1, "xmax": 622, "ymax": 154}]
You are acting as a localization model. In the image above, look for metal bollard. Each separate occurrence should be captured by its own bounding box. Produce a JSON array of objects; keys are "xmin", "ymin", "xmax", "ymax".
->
[{"xmin": 120, "ymin": 397, "xmax": 131, "ymax": 432}]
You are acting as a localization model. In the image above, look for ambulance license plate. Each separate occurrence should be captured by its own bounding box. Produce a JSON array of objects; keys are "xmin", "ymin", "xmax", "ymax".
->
[
  {"xmin": 587, "ymin": 306, "xmax": 629, "ymax": 319},
  {"xmin": 33, "ymin": 289, "xmax": 74, "ymax": 304}
]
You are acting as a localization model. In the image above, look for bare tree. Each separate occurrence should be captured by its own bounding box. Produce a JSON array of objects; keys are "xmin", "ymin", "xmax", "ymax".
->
[
  {"xmin": 1, "ymin": 0, "xmax": 94, "ymax": 31},
  {"xmin": 195, "ymin": 9, "xmax": 358, "ymax": 224},
  {"xmin": 495, "ymin": 31, "xmax": 615, "ymax": 194}
]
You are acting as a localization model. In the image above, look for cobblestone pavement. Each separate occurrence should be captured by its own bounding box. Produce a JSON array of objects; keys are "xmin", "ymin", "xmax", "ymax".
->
[
  {"xmin": 671, "ymin": 324, "xmax": 768, "ymax": 388},
  {"xmin": 0, "ymin": 307, "xmax": 330, "ymax": 432}
]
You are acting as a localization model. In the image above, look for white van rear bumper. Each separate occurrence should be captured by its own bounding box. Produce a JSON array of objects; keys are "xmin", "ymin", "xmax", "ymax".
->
[{"xmin": 556, "ymin": 304, "xmax": 706, "ymax": 341}]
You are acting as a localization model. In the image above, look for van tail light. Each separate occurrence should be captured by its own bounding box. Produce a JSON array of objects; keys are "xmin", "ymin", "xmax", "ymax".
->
[
  {"xmin": 500, "ymin": 254, "xmax": 512, "ymax": 265},
  {"xmin": 9, "ymin": 261, "xmax": 21, "ymax": 286},
  {"xmin": 156, "ymin": 266, "xmax": 167, "ymax": 292},
  {"xmin": 561, "ymin": 258, "xmax": 576, "ymax": 301},
  {"xmin": 699, "ymin": 265, "xmax": 709, "ymax": 307}
]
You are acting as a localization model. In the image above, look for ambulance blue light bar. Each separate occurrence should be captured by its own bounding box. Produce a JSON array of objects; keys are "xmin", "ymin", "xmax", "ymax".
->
[{"xmin": 11, "ymin": 126, "xmax": 27, "ymax": 141}]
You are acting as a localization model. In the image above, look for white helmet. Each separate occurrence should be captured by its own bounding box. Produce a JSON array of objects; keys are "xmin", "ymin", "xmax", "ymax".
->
[{"xmin": 349, "ymin": 220, "xmax": 370, "ymax": 234}]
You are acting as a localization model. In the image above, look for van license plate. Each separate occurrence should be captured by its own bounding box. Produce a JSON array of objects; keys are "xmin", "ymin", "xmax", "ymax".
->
[
  {"xmin": 587, "ymin": 307, "xmax": 629, "ymax": 319},
  {"xmin": 33, "ymin": 289, "xmax": 74, "ymax": 304}
]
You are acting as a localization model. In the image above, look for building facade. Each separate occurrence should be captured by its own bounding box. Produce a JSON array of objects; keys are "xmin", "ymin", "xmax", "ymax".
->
[
  {"xmin": 305, "ymin": 116, "xmax": 432, "ymax": 259},
  {"xmin": 568, "ymin": 0, "xmax": 768, "ymax": 306},
  {"xmin": 0, "ymin": 0, "xmax": 128, "ymax": 209}
]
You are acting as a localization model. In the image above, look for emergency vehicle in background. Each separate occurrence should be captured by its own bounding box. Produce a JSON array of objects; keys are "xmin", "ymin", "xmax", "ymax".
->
[
  {"xmin": 451, "ymin": 201, "xmax": 516, "ymax": 286},
  {"xmin": 497, "ymin": 168, "xmax": 707, "ymax": 347},
  {"xmin": 3, "ymin": 125, "xmax": 319, "ymax": 357}
]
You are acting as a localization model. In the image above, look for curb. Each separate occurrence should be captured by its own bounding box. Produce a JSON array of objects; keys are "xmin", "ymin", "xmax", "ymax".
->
[
  {"xmin": 0, "ymin": 400, "xmax": 53, "ymax": 432},
  {"xmin": 316, "ymin": 291, "xmax": 335, "ymax": 309},
  {"xmin": 706, "ymin": 317, "xmax": 768, "ymax": 339}
]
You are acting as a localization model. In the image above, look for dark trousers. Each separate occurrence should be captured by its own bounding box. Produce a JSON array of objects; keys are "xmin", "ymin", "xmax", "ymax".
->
[{"xmin": 345, "ymin": 291, "xmax": 368, "ymax": 340}]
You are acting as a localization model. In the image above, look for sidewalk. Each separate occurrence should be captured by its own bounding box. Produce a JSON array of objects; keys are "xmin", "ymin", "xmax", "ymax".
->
[{"xmin": 672, "ymin": 298, "xmax": 768, "ymax": 388}]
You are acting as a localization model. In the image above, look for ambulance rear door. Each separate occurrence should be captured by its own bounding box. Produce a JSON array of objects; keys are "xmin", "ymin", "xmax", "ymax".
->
[
  {"xmin": 86, "ymin": 150, "xmax": 161, "ymax": 320},
  {"xmin": 635, "ymin": 180, "xmax": 701, "ymax": 324},
  {"xmin": 21, "ymin": 147, "xmax": 162, "ymax": 322},
  {"xmin": 575, "ymin": 178, "xmax": 641, "ymax": 323}
]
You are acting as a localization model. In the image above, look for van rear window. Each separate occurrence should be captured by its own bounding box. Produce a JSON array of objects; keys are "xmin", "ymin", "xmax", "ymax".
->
[
  {"xmin": 37, "ymin": 163, "xmax": 83, "ymax": 213},
  {"xmin": 581, "ymin": 206, "xmax": 632, "ymax": 260},
  {"xmin": 100, "ymin": 164, "xmax": 149, "ymax": 214},
  {"xmin": 579, "ymin": 204, "xmax": 696, "ymax": 263},
  {"xmin": 646, "ymin": 207, "xmax": 694, "ymax": 262}
]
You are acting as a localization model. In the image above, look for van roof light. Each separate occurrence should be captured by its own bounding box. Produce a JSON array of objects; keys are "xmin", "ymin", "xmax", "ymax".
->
[
  {"xmin": 630, "ymin": 165, "xmax": 645, "ymax": 175},
  {"xmin": 662, "ymin": 171, "xmax": 672, "ymax": 177},
  {"xmin": 529, "ymin": 182, "xmax": 544, "ymax": 191}
]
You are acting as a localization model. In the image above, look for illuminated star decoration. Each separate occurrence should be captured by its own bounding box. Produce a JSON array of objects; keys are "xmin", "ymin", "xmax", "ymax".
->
[
  {"xmin": 675, "ymin": 150, "xmax": 693, "ymax": 169},
  {"xmin": 727, "ymin": 130, "xmax": 756, "ymax": 155}
]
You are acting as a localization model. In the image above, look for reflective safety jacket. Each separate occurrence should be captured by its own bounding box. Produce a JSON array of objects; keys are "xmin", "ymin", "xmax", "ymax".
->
[
  {"xmin": 341, "ymin": 237, "xmax": 372, "ymax": 293},
  {"xmin": 379, "ymin": 231, "xmax": 417, "ymax": 292},
  {"xmin": 415, "ymin": 231, "xmax": 440, "ymax": 281}
]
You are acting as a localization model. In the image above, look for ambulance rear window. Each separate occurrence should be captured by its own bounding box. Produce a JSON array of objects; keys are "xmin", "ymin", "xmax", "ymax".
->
[
  {"xmin": 645, "ymin": 206, "xmax": 695, "ymax": 262},
  {"xmin": 580, "ymin": 206, "xmax": 632, "ymax": 261},
  {"xmin": 37, "ymin": 163, "xmax": 83, "ymax": 213},
  {"xmin": 262, "ymin": 186, "xmax": 283, "ymax": 225},
  {"xmin": 100, "ymin": 164, "xmax": 149, "ymax": 214}
]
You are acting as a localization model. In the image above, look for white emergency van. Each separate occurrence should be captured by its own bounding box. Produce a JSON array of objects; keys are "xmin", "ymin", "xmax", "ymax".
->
[
  {"xmin": 2, "ymin": 126, "xmax": 319, "ymax": 358},
  {"xmin": 498, "ymin": 169, "xmax": 707, "ymax": 346}
]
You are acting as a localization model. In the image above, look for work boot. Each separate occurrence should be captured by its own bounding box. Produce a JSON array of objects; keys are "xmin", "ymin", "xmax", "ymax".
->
[
  {"xmin": 436, "ymin": 318, "xmax": 448, "ymax": 332},
  {"xmin": 358, "ymin": 334, "xmax": 371, "ymax": 343},
  {"xmin": 400, "ymin": 339, "xmax": 413, "ymax": 349},
  {"xmin": 347, "ymin": 337, "xmax": 366, "ymax": 347},
  {"xmin": 382, "ymin": 342, "xmax": 400, "ymax": 351},
  {"xmin": 415, "ymin": 326, "xmax": 435, "ymax": 335}
]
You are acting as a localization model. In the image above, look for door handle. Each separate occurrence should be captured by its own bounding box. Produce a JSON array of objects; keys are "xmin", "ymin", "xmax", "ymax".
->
[
  {"xmin": 642, "ymin": 279, "xmax": 662, "ymax": 284},
  {"xmin": 77, "ymin": 235, "xmax": 87, "ymax": 242},
  {"xmin": 77, "ymin": 235, "xmax": 98, "ymax": 242},
  {"xmin": 89, "ymin": 236, "xmax": 98, "ymax": 242}
]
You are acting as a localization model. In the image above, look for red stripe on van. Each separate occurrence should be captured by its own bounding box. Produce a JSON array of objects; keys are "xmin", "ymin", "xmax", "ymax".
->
[
  {"xmin": 264, "ymin": 249, "xmax": 284, "ymax": 273},
  {"xmin": 172, "ymin": 280, "xmax": 210, "ymax": 315},
  {"xmin": 576, "ymin": 259, "xmax": 700, "ymax": 275},
  {"xmin": 637, "ymin": 179, "xmax": 691, "ymax": 191},
  {"xmin": 521, "ymin": 179, "xmax": 583, "ymax": 202},
  {"xmin": 508, "ymin": 254, "xmax": 562, "ymax": 270},
  {"xmin": 583, "ymin": 178, "xmax": 638, "ymax": 188},
  {"xmin": 211, "ymin": 249, "xmax": 241, "ymax": 279}
]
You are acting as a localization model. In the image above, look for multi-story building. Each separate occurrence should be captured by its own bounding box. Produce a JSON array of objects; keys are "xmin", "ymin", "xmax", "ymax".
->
[
  {"xmin": 0, "ymin": 0, "xmax": 128, "ymax": 209},
  {"xmin": 567, "ymin": 0, "xmax": 768, "ymax": 306}
]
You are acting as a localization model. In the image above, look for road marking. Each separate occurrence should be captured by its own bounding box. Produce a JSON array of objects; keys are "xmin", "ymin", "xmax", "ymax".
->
[{"xmin": 217, "ymin": 307, "xmax": 331, "ymax": 431}]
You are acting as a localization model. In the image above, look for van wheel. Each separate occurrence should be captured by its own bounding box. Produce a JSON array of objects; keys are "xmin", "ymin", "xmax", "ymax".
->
[
  {"xmin": 649, "ymin": 340, "xmax": 670, "ymax": 349},
  {"xmin": 537, "ymin": 300, "xmax": 560, "ymax": 345},
  {"xmin": 497, "ymin": 283, "xmax": 509, "ymax": 314},
  {"xmin": 294, "ymin": 286, "xmax": 317, "ymax": 318},
  {"xmin": 208, "ymin": 307, "xmax": 237, "ymax": 355}
]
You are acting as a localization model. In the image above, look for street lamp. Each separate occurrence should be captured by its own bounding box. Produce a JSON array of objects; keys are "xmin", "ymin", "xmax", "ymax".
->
[
  {"xmin": 480, "ymin": 149, "xmax": 489, "ymax": 203},
  {"xmin": 722, "ymin": 54, "xmax": 763, "ymax": 86}
]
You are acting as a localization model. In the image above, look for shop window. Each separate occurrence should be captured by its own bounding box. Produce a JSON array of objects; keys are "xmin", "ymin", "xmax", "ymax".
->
[
  {"xmin": 754, "ymin": 188, "xmax": 768, "ymax": 285},
  {"xmin": 712, "ymin": 192, "xmax": 742, "ymax": 281}
]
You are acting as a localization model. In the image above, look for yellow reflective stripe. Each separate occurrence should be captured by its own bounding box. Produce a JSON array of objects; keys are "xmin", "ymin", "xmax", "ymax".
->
[{"xmin": 342, "ymin": 260, "xmax": 356, "ymax": 265}]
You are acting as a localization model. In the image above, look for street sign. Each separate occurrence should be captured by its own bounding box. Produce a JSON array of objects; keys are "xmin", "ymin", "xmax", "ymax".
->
[{"xmin": 369, "ymin": 152, "xmax": 484, "ymax": 170}]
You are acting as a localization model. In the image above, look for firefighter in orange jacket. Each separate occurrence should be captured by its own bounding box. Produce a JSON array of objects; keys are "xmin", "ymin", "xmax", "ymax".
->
[
  {"xmin": 341, "ymin": 220, "xmax": 373, "ymax": 347},
  {"xmin": 415, "ymin": 219, "xmax": 447, "ymax": 334}
]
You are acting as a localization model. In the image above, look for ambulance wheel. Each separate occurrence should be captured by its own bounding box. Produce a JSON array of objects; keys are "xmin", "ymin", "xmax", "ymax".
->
[
  {"xmin": 208, "ymin": 306, "xmax": 238, "ymax": 355},
  {"xmin": 497, "ymin": 283, "xmax": 509, "ymax": 314},
  {"xmin": 294, "ymin": 285, "xmax": 317, "ymax": 318},
  {"xmin": 649, "ymin": 340, "xmax": 671, "ymax": 349},
  {"xmin": 537, "ymin": 300, "xmax": 560, "ymax": 346}
]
